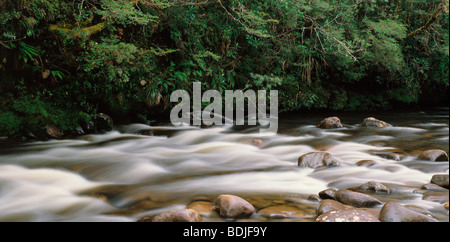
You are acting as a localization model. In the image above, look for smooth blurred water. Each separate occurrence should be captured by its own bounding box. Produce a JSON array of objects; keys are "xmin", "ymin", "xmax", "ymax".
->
[{"xmin": 0, "ymin": 108, "xmax": 448, "ymax": 222}]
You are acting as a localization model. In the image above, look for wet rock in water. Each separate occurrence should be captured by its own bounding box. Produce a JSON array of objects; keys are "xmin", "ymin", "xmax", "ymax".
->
[
  {"xmin": 187, "ymin": 201, "xmax": 215, "ymax": 216},
  {"xmin": 129, "ymin": 200, "xmax": 165, "ymax": 210},
  {"xmin": 138, "ymin": 129, "xmax": 179, "ymax": 137},
  {"xmin": 421, "ymin": 183, "xmax": 449, "ymax": 192},
  {"xmin": 316, "ymin": 209, "xmax": 380, "ymax": 222},
  {"xmin": 136, "ymin": 215, "xmax": 154, "ymax": 222},
  {"xmin": 46, "ymin": 125, "xmax": 62, "ymax": 139},
  {"xmin": 93, "ymin": 113, "xmax": 114, "ymax": 131},
  {"xmin": 418, "ymin": 149, "xmax": 449, "ymax": 162},
  {"xmin": 404, "ymin": 205, "xmax": 433, "ymax": 217},
  {"xmin": 244, "ymin": 197, "xmax": 274, "ymax": 210},
  {"xmin": 374, "ymin": 152, "xmax": 405, "ymax": 161},
  {"xmin": 422, "ymin": 191, "xmax": 449, "ymax": 204},
  {"xmin": 370, "ymin": 149, "xmax": 407, "ymax": 161},
  {"xmin": 316, "ymin": 117, "xmax": 343, "ymax": 129},
  {"xmin": 214, "ymin": 194, "xmax": 255, "ymax": 219},
  {"xmin": 316, "ymin": 200, "xmax": 349, "ymax": 216},
  {"xmin": 82, "ymin": 120, "xmax": 95, "ymax": 133},
  {"xmin": 347, "ymin": 181, "xmax": 391, "ymax": 193},
  {"xmin": 140, "ymin": 209, "xmax": 202, "ymax": 222},
  {"xmin": 318, "ymin": 188, "xmax": 338, "ymax": 200},
  {"xmin": 360, "ymin": 117, "xmax": 392, "ymax": 128},
  {"xmin": 356, "ymin": 160, "xmax": 376, "ymax": 167},
  {"xmin": 242, "ymin": 138, "xmax": 264, "ymax": 148},
  {"xmin": 298, "ymin": 152, "xmax": 339, "ymax": 168},
  {"xmin": 307, "ymin": 194, "xmax": 321, "ymax": 202},
  {"xmin": 75, "ymin": 126, "xmax": 85, "ymax": 135},
  {"xmin": 379, "ymin": 202, "xmax": 438, "ymax": 222},
  {"xmin": 431, "ymin": 174, "xmax": 449, "ymax": 189},
  {"xmin": 258, "ymin": 205, "xmax": 307, "ymax": 218},
  {"xmin": 335, "ymin": 190, "xmax": 382, "ymax": 208}
]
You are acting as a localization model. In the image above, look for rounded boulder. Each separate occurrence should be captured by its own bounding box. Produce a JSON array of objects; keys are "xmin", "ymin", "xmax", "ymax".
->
[
  {"xmin": 335, "ymin": 190, "xmax": 382, "ymax": 208},
  {"xmin": 298, "ymin": 152, "xmax": 339, "ymax": 168},
  {"xmin": 317, "ymin": 117, "xmax": 343, "ymax": 129},
  {"xmin": 316, "ymin": 209, "xmax": 380, "ymax": 222},
  {"xmin": 214, "ymin": 194, "xmax": 255, "ymax": 219},
  {"xmin": 360, "ymin": 117, "xmax": 392, "ymax": 128},
  {"xmin": 418, "ymin": 149, "xmax": 449, "ymax": 162},
  {"xmin": 379, "ymin": 202, "xmax": 438, "ymax": 222},
  {"xmin": 144, "ymin": 209, "xmax": 202, "ymax": 222}
]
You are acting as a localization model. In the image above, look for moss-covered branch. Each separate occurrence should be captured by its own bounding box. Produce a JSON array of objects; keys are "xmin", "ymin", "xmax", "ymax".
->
[
  {"xmin": 407, "ymin": 1, "xmax": 448, "ymax": 38},
  {"xmin": 49, "ymin": 22, "xmax": 107, "ymax": 38}
]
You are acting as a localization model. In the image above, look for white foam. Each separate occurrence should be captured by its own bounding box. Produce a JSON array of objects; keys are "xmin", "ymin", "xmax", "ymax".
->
[{"xmin": 0, "ymin": 165, "xmax": 123, "ymax": 222}]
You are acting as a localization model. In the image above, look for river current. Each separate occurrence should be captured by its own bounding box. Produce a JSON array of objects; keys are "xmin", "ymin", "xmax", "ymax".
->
[{"xmin": 0, "ymin": 108, "xmax": 448, "ymax": 222}]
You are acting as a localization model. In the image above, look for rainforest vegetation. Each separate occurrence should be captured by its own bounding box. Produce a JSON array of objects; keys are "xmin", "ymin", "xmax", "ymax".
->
[{"xmin": 0, "ymin": 0, "xmax": 449, "ymax": 137}]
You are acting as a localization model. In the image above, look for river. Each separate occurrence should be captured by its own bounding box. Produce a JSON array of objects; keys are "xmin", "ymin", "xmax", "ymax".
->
[{"xmin": 0, "ymin": 108, "xmax": 448, "ymax": 222}]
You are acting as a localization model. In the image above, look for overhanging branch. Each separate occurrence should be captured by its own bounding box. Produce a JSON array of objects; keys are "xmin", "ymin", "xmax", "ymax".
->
[{"xmin": 407, "ymin": 1, "xmax": 448, "ymax": 38}]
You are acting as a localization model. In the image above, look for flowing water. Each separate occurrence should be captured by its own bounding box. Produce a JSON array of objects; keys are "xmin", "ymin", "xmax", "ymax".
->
[{"xmin": 0, "ymin": 108, "xmax": 448, "ymax": 222}]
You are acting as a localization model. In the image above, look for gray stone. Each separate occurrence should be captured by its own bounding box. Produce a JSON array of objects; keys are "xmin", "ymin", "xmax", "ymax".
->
[
  {"xmin": 316, "ymin": 199, "xmax": 349, "ymax": 216},
  {"xmin": 307, "ymin": 194, "xmax": 321, "ymax": 202},
  {"xmin": 316, "ymin": 209, "xmax": 380, "ymax": 222},
  {"xmin": 214, "ymin": 194, "xmax": 255, "ymax": 219},
  {"xmin": 298, "ymin": 152, "xmax": 339, "ymax": 168},
  {"xmin": 318, "ymin": 188, "xmax": 338, "ymax": 200},
  {"xmin": 258, "ymin": 205, "xmax": 307, "ymax": 218},
  {"xmin": 431, "ymin": 174, "xmax": 449, "ymax": 189},
  {"xmin": 356, "ymin": 160, "xmax": 376, "ymax": 167},
  {"xmin": 93, "ymin": 113, "xmax": 114, "ymax": 131},
  {"xmin": 418, "ymin": 149, "xmax": 449, "ymax": 162},
  {"xmin": 422, "ymin": 191, "xmax": 449, "ymax": 203},
  {"xmin": 360, "ymin": 117, "xmax": 392, "ymax": 128},
  {"xmin": 46, "ymin": 125, "xmax": 62, "ymax": 139},
  {"xmin": 335, "ymin": 190, "xmax": 382, "ymax": 208},
  {"xmin": 421, "ymin": 183, "xmax": 448, "ymax": 191},
  {"xmin": 347, "ymin": 181, "xmax": 391, "ymax": 193},
  {"xmin": 317, "ymin": 117, "xmax": 343, "ymax": 129},
  {"xmin": 138, "ymin": 209, "xmax": 202, "ymax": 222},
  {"xmin": 379, "ymin": 202, "xmax": 438, "ymax": 222}
]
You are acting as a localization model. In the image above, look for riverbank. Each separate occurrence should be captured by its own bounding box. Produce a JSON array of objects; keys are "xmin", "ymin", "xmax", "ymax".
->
[{"xmin": 2, "ymin": 105, "xmax": 449, "ymax": 143}]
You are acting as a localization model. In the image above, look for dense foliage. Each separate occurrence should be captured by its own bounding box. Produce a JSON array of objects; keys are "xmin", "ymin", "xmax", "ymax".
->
[{"xmin": 1, "ymin": 0, "xmax": 449, "ymax": 137}]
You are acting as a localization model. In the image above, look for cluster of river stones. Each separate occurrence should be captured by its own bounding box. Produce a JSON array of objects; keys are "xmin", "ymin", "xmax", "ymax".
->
[{"xmin": 137, "ymin": 117, "xmax": 449, "ymax": 222}]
